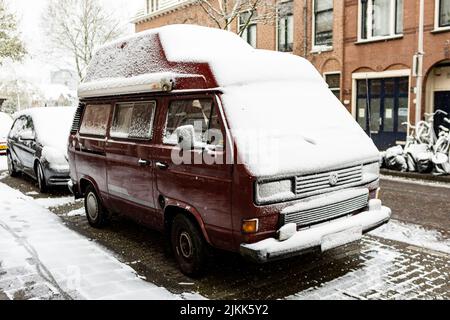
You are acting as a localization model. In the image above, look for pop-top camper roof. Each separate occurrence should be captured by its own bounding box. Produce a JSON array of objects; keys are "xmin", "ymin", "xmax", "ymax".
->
[{"xmin": 78, "ymin": 25, "xmax": 325, "ymax": 98}]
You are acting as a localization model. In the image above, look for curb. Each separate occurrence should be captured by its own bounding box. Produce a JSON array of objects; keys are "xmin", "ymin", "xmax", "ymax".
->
[{"xmin": 380, "ymin": 169, "xmax": 450, "ymax": 183}]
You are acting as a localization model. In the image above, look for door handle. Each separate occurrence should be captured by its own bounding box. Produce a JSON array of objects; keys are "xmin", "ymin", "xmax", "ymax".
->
[
  {"xmin": 156, "ymin": 161, "xmax": 169, "ymax": 170},
  {"xmin": 138, "ymin": 159, "xmax": 151, "ymax": 166}
]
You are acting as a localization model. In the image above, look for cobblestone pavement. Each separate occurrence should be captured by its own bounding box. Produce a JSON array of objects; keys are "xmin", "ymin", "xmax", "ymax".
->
[{"xmin": 0, "ymin": 168, "xmax": 449, "ymax": 300}]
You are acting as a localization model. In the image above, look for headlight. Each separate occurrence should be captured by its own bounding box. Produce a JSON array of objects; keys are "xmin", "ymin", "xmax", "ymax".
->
[
  {"xmin": 256, "ymin": 178, "xmax": 295, "ymax": 204},
  {"xmin": 362, "ymin": 162, "xmax": 380, "ymax": 181}
]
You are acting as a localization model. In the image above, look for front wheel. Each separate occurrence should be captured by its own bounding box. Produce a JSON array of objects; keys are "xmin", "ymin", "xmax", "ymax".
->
[
  {"xmin": 36, "ymin": 162, "xmax": 47, "ymax": 193},
  {"xmin": 171, "ymin": 214, "xmax": 209, "ymax": 277},
  {"xmin": 7, "ymin": 153, "xmax": 18, "ymax": 177},
  {"xmin": 84, "ymin": 185, "xmax": 109, "ymax": 228}
]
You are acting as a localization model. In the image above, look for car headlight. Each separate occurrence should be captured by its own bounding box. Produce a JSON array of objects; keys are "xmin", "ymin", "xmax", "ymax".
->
[
  {"xmin": 256, "ymin": 178, "xmax": 295, "ymax": 204},
  {"xmin": 362, "ymin": 162, "xmax": 380, "ymax": 181}
]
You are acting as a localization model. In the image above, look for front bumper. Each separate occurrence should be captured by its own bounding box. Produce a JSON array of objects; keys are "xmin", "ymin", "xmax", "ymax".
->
[{"xmin": 240, "ymin": 200, "xmax": 391, "ymax": 263}]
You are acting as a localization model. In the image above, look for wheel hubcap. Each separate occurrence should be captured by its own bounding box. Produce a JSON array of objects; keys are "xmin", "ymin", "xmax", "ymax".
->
[
  {"xmin": 179, "ymin": 231, "xmax": 193, "ymax": 259},
  {"xmin": 86, "ymin": 193, "xmax": 99, "ymax": 220}
]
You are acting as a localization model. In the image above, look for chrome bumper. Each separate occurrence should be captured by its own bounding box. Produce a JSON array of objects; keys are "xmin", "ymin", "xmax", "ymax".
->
[{"xmin": 240, "ymin": 200, "xmax": 391, "ymax": 263}]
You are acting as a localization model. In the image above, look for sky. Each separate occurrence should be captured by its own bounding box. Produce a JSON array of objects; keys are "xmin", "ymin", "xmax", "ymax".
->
[{"xmin": 1, "ymin": 0, "xmax": 143, "ymax": 88}]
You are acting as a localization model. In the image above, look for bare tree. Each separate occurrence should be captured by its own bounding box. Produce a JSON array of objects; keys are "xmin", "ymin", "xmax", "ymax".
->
[
  {"xmin": 0, "ymin": 0, "xmax": 26, "ymax": 64},
  {"xmin": 42, "ymin": 0, "xmax": 123, "ymax": 80},
  {"xmin": 195, "ymin": 0, "xmax": 276, "ymax": 36}
]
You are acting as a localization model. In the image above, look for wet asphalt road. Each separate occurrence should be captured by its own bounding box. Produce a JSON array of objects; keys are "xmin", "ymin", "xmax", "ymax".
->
[{"xmin": 0, "ymin": 166, "xmax": 449, "ymax": 299}]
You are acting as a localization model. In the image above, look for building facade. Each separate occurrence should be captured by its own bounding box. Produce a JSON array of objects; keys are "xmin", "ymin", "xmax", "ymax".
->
[{"xmin": 133, "ymin": 0, "xmax": 450, "ymax": 150}]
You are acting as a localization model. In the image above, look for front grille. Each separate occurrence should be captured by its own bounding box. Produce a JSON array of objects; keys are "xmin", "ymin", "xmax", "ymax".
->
[
  {"xmin": 284, "ymin": 192, "xmax": 368, "ymax": 227},
  {"xmin": 295, "ymin": 165, "xmax": 363, "ymax": 196}
]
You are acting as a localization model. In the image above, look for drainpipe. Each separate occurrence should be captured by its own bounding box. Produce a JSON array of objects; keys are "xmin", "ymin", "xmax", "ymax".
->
[
  {"xmin": 303, "ymin": 0, "xmax": 308, "ymax": 57},
  {"xmin": 415, "ymin": 0, "xmax": 425, "ymax": 125}
]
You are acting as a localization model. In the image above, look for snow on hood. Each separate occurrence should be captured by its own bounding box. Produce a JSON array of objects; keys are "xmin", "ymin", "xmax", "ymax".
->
[
  {"xmin": 222, "ymin": 81, "xmax": 380, "ymax": 178},
  {"xmin": 14, "ymin": 107, "xmax": 76, "ymax": 157},
  {"xmin": 0, "ymin": 112, "xmax": 13, "ymax": 141}
]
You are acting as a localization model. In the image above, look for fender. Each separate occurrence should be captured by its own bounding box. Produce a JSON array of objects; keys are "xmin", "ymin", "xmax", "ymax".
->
[
  {"xmin": 78, "ymin": 175, "xmax": 102, "ymax": 197},
  {"xmin": 163, "ymin": 197, "xmax": 212, "ymax": 245}
]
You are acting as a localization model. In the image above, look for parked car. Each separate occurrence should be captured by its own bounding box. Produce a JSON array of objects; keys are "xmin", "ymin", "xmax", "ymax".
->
[
  {"xmin": 68, "ymin": 25, "xmax": 391, "ymax": 276},
  {"xmin": 7, "ymin": 107, "xmax": 76, "ymax": 192},
  {"xmin": 0, "ymin": 112, "xmax": 13, "ymax": 155}
]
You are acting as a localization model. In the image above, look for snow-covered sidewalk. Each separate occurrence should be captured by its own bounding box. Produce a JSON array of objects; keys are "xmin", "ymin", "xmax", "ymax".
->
[{"xmin": 0, "ymin": 182, "xmax": 202, "ymax": 300}]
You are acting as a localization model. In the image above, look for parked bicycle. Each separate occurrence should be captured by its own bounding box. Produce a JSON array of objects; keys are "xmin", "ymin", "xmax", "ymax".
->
[
  {"xmin": 382, "ymin": 110, "xmax": 450, "ymax": 175},
  {"xmin": 432, "ymin": 117, "xmax": 450, "ymax": 175}
]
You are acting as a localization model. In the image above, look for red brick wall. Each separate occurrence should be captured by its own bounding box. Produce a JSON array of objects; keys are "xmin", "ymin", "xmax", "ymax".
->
[{"xmin": 343, "ymin": 0, "xmax": 450, "ymax": 120}]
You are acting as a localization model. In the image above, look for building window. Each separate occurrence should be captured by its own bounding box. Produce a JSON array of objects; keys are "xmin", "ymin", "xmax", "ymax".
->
[
  {"xmin": 278, "ymin": 1, "xmax": 294, "ymax": 52},
  {"xmin": 438, "ymin": 0, "xmax": 450, "ymax": 28},
  {"xmin": 146, "ymin": 0, "xmax": 159, "ymax": 13},
  {"xmin": 239, "ymin": 11, "xmax": 257, "ymax": 48},
  {"xmin": 313, "ymin": 0, "xmax": 333, "ymax": 48},
  {"xmin": 360, "ymin": 0, "xmax": 403, "ymax": 40},
  {"xmin": 325, "ymin": 73, "xmax": 341, "ymax": 99}
]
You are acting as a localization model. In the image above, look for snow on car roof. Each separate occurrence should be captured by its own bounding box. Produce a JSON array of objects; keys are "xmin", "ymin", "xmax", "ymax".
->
[
  {"xmin": 14, "ymin": 107, "xmax": 76, "ymax": 154},
  {"xmin": 80, "ymin": 24, "xmax": 325, "ymax": 97}
]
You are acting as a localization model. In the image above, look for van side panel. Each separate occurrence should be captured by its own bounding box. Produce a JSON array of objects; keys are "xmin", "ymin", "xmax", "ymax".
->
[
  {"xmin": 153, "ymin": 94, "xmax": 234, "ymax": 251},
  {"xmin": 72, "ymin": 103, "xmax": 112, "ymax": 203}
]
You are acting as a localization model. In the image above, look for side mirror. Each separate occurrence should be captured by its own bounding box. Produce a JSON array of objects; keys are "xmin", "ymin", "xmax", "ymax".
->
[
  {"xmin": 175, "ymin": 125, "xmax": 195, "ymax": 150},
  {"xmin": 19, "ymin": 130, "xmax": 35, "ymax": 141}
]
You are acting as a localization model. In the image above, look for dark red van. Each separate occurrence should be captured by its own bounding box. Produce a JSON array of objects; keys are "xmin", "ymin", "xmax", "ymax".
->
[{"xmin": 68, "ymin": 25, "xmax": 391, "ymax": 276}]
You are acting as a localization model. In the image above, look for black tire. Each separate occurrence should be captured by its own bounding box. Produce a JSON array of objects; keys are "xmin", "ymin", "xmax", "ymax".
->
[
  {"xmin": 36, "ymin": 162, "xmax": 47, "ymax": 193},
  {"xmin": 171, "ymin": 214, "xmax": 209, "ymax": 277},
  {"xmin": 84, "ymin": 185, "xmax": 109, "ymax": 228},
  {"xmin": 6, "ymin": 153, "xmax": 18, "ymax": 177}
]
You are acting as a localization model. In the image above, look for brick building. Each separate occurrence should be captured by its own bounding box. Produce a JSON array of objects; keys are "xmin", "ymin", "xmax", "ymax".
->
[{"xmin": 133, "ymin": 0, "xmax": 450, "ymax": 150}]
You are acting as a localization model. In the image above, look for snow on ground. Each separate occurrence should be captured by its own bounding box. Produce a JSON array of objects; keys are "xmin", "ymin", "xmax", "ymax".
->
[
  {"xmin": 34, "ymin": 196, "xmax": 81, "ymax": 209},
  {"xmin": 0, "ymin": 182, "xmax": 204, "ymax": 300},
  {"xmin": 0, "ymin": 156, "xmax": 7, "ymax": 172},
  {"xmin": 369, "ymin": 219, "xmax": 450, "ymax": 254},
  {"xmin": 66, "ymin": 207, "xmax": 86, "ymax": 217}
]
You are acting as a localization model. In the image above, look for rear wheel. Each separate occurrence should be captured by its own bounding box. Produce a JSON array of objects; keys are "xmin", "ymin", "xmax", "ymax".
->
[
  {"xmin": 36, "ymin": 162, "xmax": 47, "ymax": 193},
  {"xmin": 85, "ymin": 185, "xmax": 108, "ymax": 228},
  {"xmin": 171, "ymin": 214, "xmax": 209, "ymax": 277},
  {"xmin": 7, "ymin": 153, "xmax": 18, "ymax": 177}
]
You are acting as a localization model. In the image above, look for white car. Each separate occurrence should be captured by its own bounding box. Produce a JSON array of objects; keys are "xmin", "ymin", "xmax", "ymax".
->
[{"xmin": 0, "ymin": 112, "xmax": 13, "ymax": 155}]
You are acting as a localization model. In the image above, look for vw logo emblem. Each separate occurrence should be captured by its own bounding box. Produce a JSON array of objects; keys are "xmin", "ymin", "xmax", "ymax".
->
[{"xmin": 329, "ymin": 173, "xmax": 339, "ymax": 186}]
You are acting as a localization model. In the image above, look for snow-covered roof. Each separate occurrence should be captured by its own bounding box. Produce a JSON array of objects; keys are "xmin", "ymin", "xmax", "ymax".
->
[{"xmin": 79, "ymin": 24, "xmax": 326, "ymax": 98}]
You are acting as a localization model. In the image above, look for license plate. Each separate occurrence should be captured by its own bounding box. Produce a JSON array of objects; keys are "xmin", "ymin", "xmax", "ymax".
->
[
  {"xmin": 321, "ymin": 226, "xmax": 363, "ymax": 252},
  {"xmin": 0, "ymin": 145, "xmax": 7, "ymax": 150}
]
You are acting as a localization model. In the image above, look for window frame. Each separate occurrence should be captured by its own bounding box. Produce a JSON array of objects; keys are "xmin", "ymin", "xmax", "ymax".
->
[
  {"xmin": 357, "ymin": 0, "xmax": 404, "ymax": 43},
  {"xmin": 277, "ymin": 1, "xmax": 294, "ymax": 52},
  {"xmin": 109, "ymin": 100, "xmax": 157, "ymax": 141},
  {"xmin": 324, "ymin": 72, "xmax": 341, "ymax": 100},
  {"xmin": 434, "ymin": 0, "xmax": 450, "ymax": 31},
  {"xmin": 79, "ymin": 103, "xmax": 112, "ymax": 138},
  {"xmin": 312, "ymin": 0, "xmax": 334, "ymax": 51},
  {"xmin": 162, "ymin": 96, "xmax": 224, "ymax": 149},
  {"xmin": 146, "ymin": 0, "xmax": 159, "ymax": 14},
  {"xmin": 238, "ymin": 10, "xmax": 258, "ymax": 48}
]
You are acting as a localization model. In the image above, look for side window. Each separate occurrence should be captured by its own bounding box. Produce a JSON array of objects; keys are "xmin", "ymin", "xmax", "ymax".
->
[
  {"xmin": 110, "ymin": 101, "xmax": 156, "ymax": 139},
  {"xmin": 79, "ymin": 104, "xmax": 111, "ymax": 136},
  {"xmin": 164, "ymin": 99, "xmax": 224, "ymax": 149},
  {"xmin": 9, "ymin": 117, "xmax": 26, "ymax": 139},
  {"xmin": 24, "ymin": 116, "xmax": 34, "ymax": 132}
]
